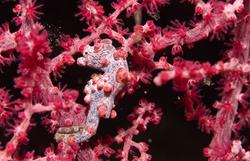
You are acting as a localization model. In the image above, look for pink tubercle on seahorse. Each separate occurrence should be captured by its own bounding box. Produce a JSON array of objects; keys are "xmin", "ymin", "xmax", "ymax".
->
[{"xmin": 55, "ymin": 39, "xmax": 129, "ymax": 143}]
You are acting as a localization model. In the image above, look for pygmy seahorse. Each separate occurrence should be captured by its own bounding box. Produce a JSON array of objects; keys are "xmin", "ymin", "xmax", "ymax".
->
[{"xmin": 55, "ymin": 39, "xmax": 129, "ymax": 144}]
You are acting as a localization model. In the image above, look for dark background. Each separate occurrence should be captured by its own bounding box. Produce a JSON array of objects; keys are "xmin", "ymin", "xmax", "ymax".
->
[{"xmin": 0, "ymin": 0, "xmax": 248, "ymax": 161}]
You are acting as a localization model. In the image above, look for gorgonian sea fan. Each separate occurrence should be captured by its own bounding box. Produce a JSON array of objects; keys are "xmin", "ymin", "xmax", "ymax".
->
[{"xmin": 0, "ymin": 0, "xmax": 249, "ymax": 161}]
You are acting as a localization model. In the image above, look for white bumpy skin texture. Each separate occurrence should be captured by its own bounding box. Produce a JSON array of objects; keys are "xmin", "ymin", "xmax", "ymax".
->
[{"xmin": 55, "ymin": 39, "xmax": 129, "ymax": 143}]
